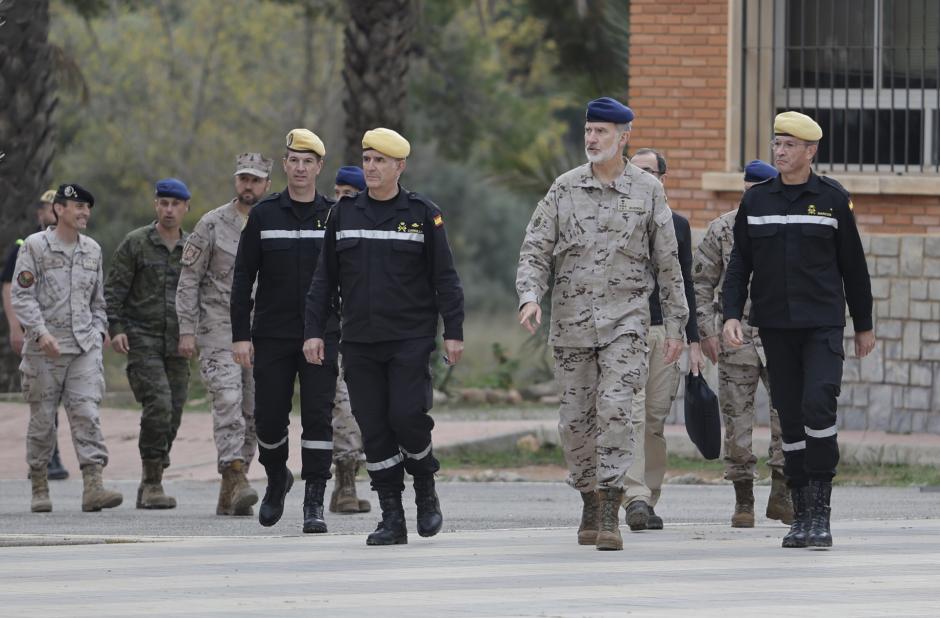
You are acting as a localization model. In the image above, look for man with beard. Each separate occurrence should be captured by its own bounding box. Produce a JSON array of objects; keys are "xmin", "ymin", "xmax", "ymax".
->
[
  {"xmin": 516, "ymin": 98, "xmax": 688, "ymax": 551},
  {"xmin": 177, "ymin": 153, "xmax": 272, "ymax": 516},
  {"xmin": 231, "ymin": 129, "xmax": 339, "ymax": 532}
]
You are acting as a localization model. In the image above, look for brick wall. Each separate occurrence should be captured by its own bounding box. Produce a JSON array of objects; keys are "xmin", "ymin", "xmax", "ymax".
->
[{"xmin": 628, "ymin": 0, "xmax": 940, "ymax": 236}]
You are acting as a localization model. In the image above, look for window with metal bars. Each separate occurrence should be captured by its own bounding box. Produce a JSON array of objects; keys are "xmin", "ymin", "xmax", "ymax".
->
[{"xmin": 741, "ymin": 0, "xmax": 939, "ymax": 173}]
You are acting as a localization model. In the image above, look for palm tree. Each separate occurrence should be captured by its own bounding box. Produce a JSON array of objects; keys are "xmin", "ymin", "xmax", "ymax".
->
[
  {"xmin": 0, "ymin": 0, "xmax": 57, "ymax": 391},
  {"xmin": 342, "ymin": 0, "xmax": 415, "ymax": 164}
]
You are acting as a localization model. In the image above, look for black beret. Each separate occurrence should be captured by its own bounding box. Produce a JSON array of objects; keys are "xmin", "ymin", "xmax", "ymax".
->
[{"xmin": 55, "ymin": 183, "xmax": 95, "ymax": 207}]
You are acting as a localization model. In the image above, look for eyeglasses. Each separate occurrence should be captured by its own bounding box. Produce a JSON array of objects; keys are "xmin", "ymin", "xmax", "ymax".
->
[
  {"xmin": 770, "ymin": 138, "xmax": 809, "ymax": 152},
  {"xmin": 639, "ymin": 167, "xmax": 663, "ymax": 177}
]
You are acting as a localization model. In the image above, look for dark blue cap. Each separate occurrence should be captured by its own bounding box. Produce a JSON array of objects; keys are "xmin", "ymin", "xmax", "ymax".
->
[
  {"xmin": 743, "ymin": 160, "xmax": 778, "ymax": 183},
  {"xmin": 55, "ymin": 183, "xmax": 95, "ymax": 207},
  {"xmin": 154, "ymin": 178, "xmax": 191, "ymax": 200},
  {"xmin": 586, "ymin": 97, "xmax": 635, "ymax": 124},
  {"xmin": 335, "ymin": 166, "xmax": 366, "ymax": 191}
]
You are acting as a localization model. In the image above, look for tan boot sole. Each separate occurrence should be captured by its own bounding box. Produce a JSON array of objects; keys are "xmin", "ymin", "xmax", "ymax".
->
[{"xmin": 596, "ymin": 531, "xmax": 623, "ymax": 551}]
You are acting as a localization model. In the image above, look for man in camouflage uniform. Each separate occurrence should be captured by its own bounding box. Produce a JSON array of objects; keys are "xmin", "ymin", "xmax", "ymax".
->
[
  {"xmin": 176, "ymin": 154, "xmax": 271, "ymax": 516},
  {"xmin": 105, "ymin": 178, "xmax": 191, "ymax": 510},
  {"xmin": 2, "ymin": 188, "xmax": 70, "ymax": 480},
  {"xmin": 692, "ymin": 160, "xmax": 792, "ymax": 527},
  {"xmin": 329, "ymin": 165, "xmax": 370, "ymax": 514},
  {"xmin": 12, "ymin": 183, "xmax": 122, "ymax": 513},
  {"xmin": 516, "ymin": 98, "xmax": 688, "ymax": 551}
]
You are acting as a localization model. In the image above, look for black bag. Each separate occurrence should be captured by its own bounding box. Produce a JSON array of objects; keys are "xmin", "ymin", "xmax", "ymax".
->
[{"xmin": 684, "ymin": 371, "xmax": 721, "ymax": 460}]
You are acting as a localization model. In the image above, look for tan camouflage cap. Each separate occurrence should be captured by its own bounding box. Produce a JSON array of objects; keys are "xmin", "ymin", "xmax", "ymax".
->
[{"xmin": 234, "ymin": 152, "xmax": 273, "ymax": 178}]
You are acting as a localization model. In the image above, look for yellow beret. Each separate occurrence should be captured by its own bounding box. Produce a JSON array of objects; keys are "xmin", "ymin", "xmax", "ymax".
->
[
  {"xmin": 286, "ymin": 128, "xmax": 325, "ymax": 157},
  {"xmin": 774, "ymin": 111, "xmax": 823, "ymax": 142},
  {"xmin": 362, "ymin": 128, "xmax": 410, "ymax": 159},
  {"xmin": 39, "ymin": 189, "xmax": 57, "ymax": 203}
]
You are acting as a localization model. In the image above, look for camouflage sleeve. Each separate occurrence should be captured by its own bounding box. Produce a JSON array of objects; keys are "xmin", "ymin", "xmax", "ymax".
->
[
  {"xmin": 10, "ymin": 237, "xmax": 48, "ymax": 341},
  {"xmin": 104, "ymin": 234, "xmax": 136, "ymax": 337},
  {"xmin": 176, "ymin": 222, "xmax": 211, "ymax": 337},
  {"xmin": 648, "ymin": 186, "xmax": 689, "ymax": 340},
  {"xmin": 90, "ymin": 246, "xmax": 108, "ymax": 337},
  {"xmin": 515, "ymin": 182, "xmax": 560, "ymax": 309},
  {"xmin": 692, "ymin": 220, "xmax": 724, "ymax": 339}
]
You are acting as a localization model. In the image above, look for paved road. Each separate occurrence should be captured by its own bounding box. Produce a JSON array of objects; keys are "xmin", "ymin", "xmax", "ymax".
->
[{"xmin": 2, "ymin": 482, "xmax": 939, "ymax": 617}]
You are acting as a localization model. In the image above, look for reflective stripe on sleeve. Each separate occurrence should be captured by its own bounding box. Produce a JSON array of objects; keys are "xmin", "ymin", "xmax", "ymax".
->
[
  {"xmin": 747, "ymin": 215, "xmax": 838, "ymax": 228},
  {"xmin": 260, "ymin": 230, "xmax": 325, "ymax": 239}
]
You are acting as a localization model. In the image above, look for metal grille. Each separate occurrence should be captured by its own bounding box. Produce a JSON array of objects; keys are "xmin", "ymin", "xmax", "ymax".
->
[{"xmin": 740, "ymin": 0, "xmax": 940, "ymax": 173}]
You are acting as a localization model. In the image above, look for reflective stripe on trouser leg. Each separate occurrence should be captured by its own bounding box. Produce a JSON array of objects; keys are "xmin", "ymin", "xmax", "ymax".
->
[
  {"xmin": 341, "ymin": 340, "xmax": 405, "ymax": 492},
  {"xmin": 387, "ymin": 337, "xmax": 439, "ymax": 479},
  {"xmin": 759, "ymin": 328, "xmax": 809, "ymax": 487},
  {"xmin": 801, "ymin": 327, "xmax": 844, "ymax": 482},
  {"xmin": 298, "ymin": 341, "xmax": 338, "ymax": 481},
  {"xmin": 252, "ymin": 338, "xmax": 298, "ymax": 471}
]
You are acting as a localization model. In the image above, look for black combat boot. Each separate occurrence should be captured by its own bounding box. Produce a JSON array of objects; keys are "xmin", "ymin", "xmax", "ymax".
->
[
  {"xmin": 258, "ymin": 465, "xmax": 293, "ymax": 527},
  {"xmin": 781, "ymin": 484, "xmax": 810, "ymax": 548},
  {"xmin": 624, "ymin": 499, "xmax": 650, "ymax": 531},
  {"xmin": 366, "ymin": 490, "xmax": 408, "ymax": 546},
  {"xmin": 47, "ymin": 445, "xmax": 69, "ymax": 481},
  {"xmin": 303, "ymin": 479, "xmax": 328, "ymax": 533},
  {"xmin": 807, "ymin": 480, "xmax": 833, "ymax": 549},
  {"xmin": 413, "ymin": 475, "xmax": 443, "ymax": 537}
]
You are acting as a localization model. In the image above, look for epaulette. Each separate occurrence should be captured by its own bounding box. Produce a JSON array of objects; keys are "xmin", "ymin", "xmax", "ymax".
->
[
  {"xmin": 257, "ymin": 192, "xmax": 281, "ymax": 205},
  {"xmin": 818, "ymin": 174, "xmax": 850, "ymax": 198},
  {"xmin": 406, "ymin": 191, "xmax": 440, "ymax": 212}
]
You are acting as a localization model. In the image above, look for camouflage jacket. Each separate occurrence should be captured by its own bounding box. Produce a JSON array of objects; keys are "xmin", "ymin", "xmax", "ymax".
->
[
  {"xmin": 692, "ymin": 209, "xmax": 765, "ymax": 365},
  {"xmin": 516, "ymin": 162, "xmax": 689, "ymax": 347},
  {"xmin": 176, "ymin": 201, "xmax": 246, "ymax": 348},
  {"xmin": 105, "ymin": 222, "xmax": 188, "ymax": 347},
  {"xmin": 11, "ymin": 228, "xmax": 108, "ymax": 355}
]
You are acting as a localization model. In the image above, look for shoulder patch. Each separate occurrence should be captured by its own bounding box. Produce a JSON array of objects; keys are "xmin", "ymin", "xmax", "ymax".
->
[
  {"xmin": 17, "ymin": 271, "xmax": 35, "ymax": 288},
  {"xmin": 433, "ymin": 213, "xmax": 444, "ymax": 228},
  {"xmin": 181, "ymin": 242, "xmax": 204, "ymax": 266}
]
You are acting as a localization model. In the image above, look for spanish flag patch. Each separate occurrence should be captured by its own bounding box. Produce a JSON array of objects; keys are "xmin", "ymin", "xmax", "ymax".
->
[{"xmin": 433, "ymin": 214, "xmax": 444, "ymax": 227}]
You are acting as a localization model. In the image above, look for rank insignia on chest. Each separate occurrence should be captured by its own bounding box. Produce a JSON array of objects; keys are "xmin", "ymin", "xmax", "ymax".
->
[
  {"xmin": 397, "ymin": 221, "xmax": 408, "ymax": 232},
  {"xmin": 17, "ymin": 271, "xmax": 35, "ymax": 288},
  {"xmin": 807, "ymin": 205, "xmax": 817, "ymax": 215}
]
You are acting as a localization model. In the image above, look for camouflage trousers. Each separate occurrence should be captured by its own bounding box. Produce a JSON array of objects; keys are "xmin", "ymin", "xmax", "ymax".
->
[
  {"xmin": 199, "ymin": 346, "xmax": 256, "ymax": 473},
  {"xmin": 719, "ymin": 353, "xmax": 785, "ymax": 481},
  {"xmin": 332, "ymin": 354, "xmax": 364, "ymax": 464},
  {"xmin": 625, "ymin": 325, "xmax": 681, "ymax": 507},
  {"xmin": 126, "ymin": 346, "xmax": 190, "ymax": 465},
  {"xmin": 20, "ymin": 346, "xmax": 109, "ymax": 469},
  {"xmin": 553, "ymin": 333, "xmax": 647, "ymax": 491}
]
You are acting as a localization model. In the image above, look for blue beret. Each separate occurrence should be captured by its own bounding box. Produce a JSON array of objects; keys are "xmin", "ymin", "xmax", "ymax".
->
[
  {"xmin": 586, "ymin": 97, "xmax": 635, "ymax": 124},
  {"xmin": 743, "ymin": 160, "xmax": 778, "ymax": 183},
  {"xmin": 335, "ymin": 166, "xmax": 366, "ymax": 191},
  {"xmin": 55, "ymin": 183, "xmax": 95, "ymax": 207},
  {"xmin": 155, "ymin": 178, "xmax": 191, "ymax": 200}
]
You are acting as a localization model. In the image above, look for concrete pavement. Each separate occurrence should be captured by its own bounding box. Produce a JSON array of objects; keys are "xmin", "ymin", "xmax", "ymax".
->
[{"xmin": 0, "ymin": 489, "xmax": 938, "ymax": 617}]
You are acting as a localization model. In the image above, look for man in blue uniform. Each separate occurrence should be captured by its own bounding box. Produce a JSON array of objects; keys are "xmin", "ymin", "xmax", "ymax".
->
[
  {"xmin": 722, "ymin": 111, "xmax": 875, "ymax": 549},
  {"xmin": 304, "ymin": 128, "xmax": 464, "ymax": 546},
  {"xmin": 231, "ymin": 128, "xmax": 339, "ymax": 532}
]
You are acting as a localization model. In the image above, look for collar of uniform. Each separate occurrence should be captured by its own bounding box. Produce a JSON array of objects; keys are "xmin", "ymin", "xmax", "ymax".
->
[
  {"xmin": 355, "ymin": 185, "xmax": 410, "ymax": 210},
  {"xmin": 573, "ymin": 160, "xmax": 633, "ymax": 194},
  {"xmin": 42, "ymin": 228, "xmax": 89, "ymax": 255},
  {"xmin": 147, "ymin": 221, "xmax": 187, "ymax": 248},
  {"xmin": 219, "ymin": 200, "xmax": 244, "ymax": 226},
  {"xmin": 767, "ymin": 171, "xmax": 822, "ymax": 194}
]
